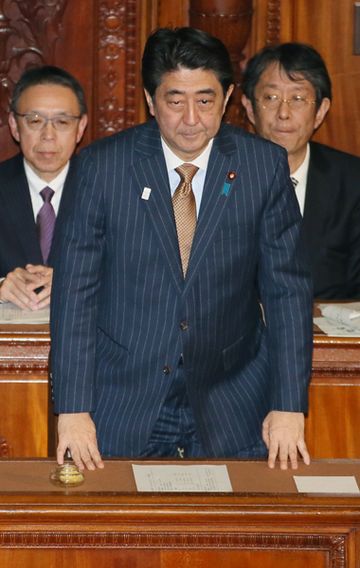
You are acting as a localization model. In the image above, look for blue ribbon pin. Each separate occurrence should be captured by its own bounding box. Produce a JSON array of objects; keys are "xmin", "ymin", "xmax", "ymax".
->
[{"xmin": 221, "ymin": 171, "xmax": 237, "ymax": 196}]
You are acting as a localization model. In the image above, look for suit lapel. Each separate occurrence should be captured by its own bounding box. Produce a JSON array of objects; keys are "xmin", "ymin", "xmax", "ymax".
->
[
  {"xmin": 302, "ymin": 142, "xmax": 330, "ymax": 249},
  {"xmin": 1, "ymin": 155, "xmax": 42, "ymax": 264},
  {"xmin": 131, "ymin": 122, "xmax": 184, "ymax": 293},
  {"xmin": 49, "ymin": 157, "xmax": 76, "ymax": 263},
  {"xmin": 184, "ymin": 126, "xmax": 238, "ymax": 290},
  {"xmin": 131, "ymin": 122, "xmax": 238, "ymax": 293}
]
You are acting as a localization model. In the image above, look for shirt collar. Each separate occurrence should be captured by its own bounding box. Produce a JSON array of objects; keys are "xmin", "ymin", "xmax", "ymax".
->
[
  {"xmin": 23, "ymin": 159, "xmax": 70, "ymax": 194},
  {"xmin": 161, "ymin": 138, "xmax": 214, "ymax": 173},
  {"xmin": 291, "ymin": 143, "xmax": 310, "ymax": 186}
]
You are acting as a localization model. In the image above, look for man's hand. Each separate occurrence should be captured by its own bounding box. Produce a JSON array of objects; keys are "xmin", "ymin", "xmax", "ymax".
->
[
  {"xmin": 0, "ymin": 264, "xmax": 53, "ymax": 310},
  {"xmin": 262, "ymin": 410, "xmax": 310, "ymax": 470},
  {"xmin": 57, "ymin": 412, "xmax": 104, "ymax": 471}
]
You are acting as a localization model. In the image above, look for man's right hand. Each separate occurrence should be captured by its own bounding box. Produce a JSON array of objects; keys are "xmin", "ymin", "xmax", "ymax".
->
[
  {"xmin": 57, "ymin": 412, "xmax": 104, "ymax": 471},
  {"xmin": 0, "ymin": 265, "xmax": 53, "ymax": 310}
]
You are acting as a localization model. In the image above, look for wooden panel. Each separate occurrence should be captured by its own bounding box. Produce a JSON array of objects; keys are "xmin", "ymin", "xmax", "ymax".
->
[
  {"xmin": 0, "ymin": 549, "xmax": 328, "ymax": 568},
  {"xmin": 0, "ymin": 0, "xmax": 94, "ymax": 160},
  {"xmin": 0, "ymin": 0, "xmax": 144, "ymax": 161},
  {"xmin": 282, "ymin": 0, "xmax": 360, "ymax": 157},
  {"xmin": 0, "ymin": 460, "xmax": 358, "ymax": 568},
  {"xmin": 0, "ymin": 325, "xmax": 50, "ymax": 457},
  {"xmin": 245, "ymin": 0, "xmax": 360, "ymax": 157},
  {"xmin": 306, "ymin": 336, "xmax": 360, "ymax": 459},
  {"xmin": 0, "ymin": 378, "xmax": 47, "ymax": 457}
]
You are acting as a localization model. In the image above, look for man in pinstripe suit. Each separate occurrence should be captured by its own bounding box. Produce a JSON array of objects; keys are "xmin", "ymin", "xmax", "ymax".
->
[{"xmin": 51, "ymin": 28, "xmax": 313, "ymax": 472}]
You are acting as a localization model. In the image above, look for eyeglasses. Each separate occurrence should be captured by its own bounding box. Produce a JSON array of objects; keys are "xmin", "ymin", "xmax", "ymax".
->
[
  {"xmin": 14, "ymin": 111, "xmax": 81, "ymax": 131},
  {"xmin": 255, "ymin": 94, "xmax": 316, "ymax": 111}
]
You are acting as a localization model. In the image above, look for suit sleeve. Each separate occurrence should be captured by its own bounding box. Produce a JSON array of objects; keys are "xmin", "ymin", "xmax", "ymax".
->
[
  {"xmin": 50, "ymin": 148, "xmax": 105, "ymax": 413},
  {"xmin": 258, "ymin": 149, "xmax": 313, "ymax": 412}
]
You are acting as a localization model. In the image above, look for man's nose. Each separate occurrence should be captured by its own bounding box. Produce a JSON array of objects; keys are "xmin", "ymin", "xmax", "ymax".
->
[
  {"xmin": 277, "ymin": 99, "xmax": 291, "ymax": 119},
  {"xmin": 40, "ymin": 120, "xmax": 56, "ymax": 138},
  {"xmin": 183, "ymin": 101, "xmax": 199, "ymax": 124}
]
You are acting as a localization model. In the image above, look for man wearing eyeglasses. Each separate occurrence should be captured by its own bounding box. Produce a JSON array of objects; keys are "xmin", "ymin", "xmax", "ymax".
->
[
  {"xmin": 0, "ymin": 66, "xmax": 88, "ymax": 309},
  {"xmin": 241, "ymin": 42, "xmax": 360, "ymax": 300}
]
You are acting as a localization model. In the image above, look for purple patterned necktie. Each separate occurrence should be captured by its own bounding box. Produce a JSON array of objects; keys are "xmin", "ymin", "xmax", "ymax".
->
[{"xmin": 37, "ymin": 186, "xmax": 56, "ymax": 264}]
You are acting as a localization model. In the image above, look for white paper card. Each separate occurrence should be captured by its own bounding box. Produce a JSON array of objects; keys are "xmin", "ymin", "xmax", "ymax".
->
[
  {"xmin": 314, "ymin": 302, "xmax": 360, "ymax": 336},
  {"xmin": 294, "ymin": 476, "xmax": 360, "ymax": 494},
  {"xmin": 314, "ymin": 317, "xmax": 360, "ymax": 337},
  {"xmin": 132, "ymin": 464, "xmax": 233, "ymax": 492},
  {"xmin": 0, "ymin": 303, "xmax": 49, "ymax": 324}
]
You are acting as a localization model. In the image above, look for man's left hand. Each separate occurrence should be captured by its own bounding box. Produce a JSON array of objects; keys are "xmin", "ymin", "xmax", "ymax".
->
[{"xmin": 262, "ymin": 410, "xmax": 310, "ymax": 470}]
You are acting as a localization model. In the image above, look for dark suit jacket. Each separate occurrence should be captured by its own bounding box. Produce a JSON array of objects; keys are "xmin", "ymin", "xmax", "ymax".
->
[
  {"xmin": 303, "ymin": 142, "xmax": 360, "ymax": 299},
  {"xmin": 0, "ymin": 153, "xmax": 76, "ymax": 277},
  {"xmin": 51, "ymin": 121, "xmax": 313, "ymax": 458}
]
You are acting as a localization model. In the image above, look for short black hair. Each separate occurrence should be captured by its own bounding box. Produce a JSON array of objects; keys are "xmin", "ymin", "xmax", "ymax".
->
[
  {"xmin": 10, "ymin": 65, "xmax": 87, "ymax": 114},
  {"xmin": 142, "ymin": 27, "xmax": 234, "ymax": 97},
  {"xmin": 242, "ymin": 42, "xmax": 332, "ymax": 108}
]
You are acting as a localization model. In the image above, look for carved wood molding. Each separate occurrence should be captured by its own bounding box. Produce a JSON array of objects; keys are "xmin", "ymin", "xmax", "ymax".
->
[
  {"xmin": 94, "ymin": 0, "xmax": 139, "ymax": 138},
  {"xmin": 0, "ymin": 0, "xmax": 68, "ymax": 125},
  {"xmin": 0, "ymin": 340, "xmax": 50, "ymax": 373},
  {"xmin": 0, "ymin": 530, "xmax": 346, "ymax": 565},
  {"xmin": 189, "ymin": 1, "xmax": 253, "ymax": 128},
  {"xmin": 0, "ymin": 436, "xmax": 10, "ymax": 457},
  {"xmin": 266, "ymin": 0, "xmax": 281, "ymax": 45}
]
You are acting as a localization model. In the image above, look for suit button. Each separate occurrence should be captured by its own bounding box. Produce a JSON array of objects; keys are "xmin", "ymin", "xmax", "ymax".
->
[
  {"xmin": 163, "ymin": 365, "xmax": 171, "ymax": 375},
  {"xmin": 180, "ymin": 321, "xmax": 189, "ymax": 331}
]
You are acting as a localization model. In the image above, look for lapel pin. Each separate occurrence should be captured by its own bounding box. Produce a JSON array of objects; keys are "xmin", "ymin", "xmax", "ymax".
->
[
  {"xmin": 141, "ymin": 187, "xmax": 152, "ymax": 200},
  {"xmin": 221, "ymin": 171, "xmax": 237, "ymax": 196}
]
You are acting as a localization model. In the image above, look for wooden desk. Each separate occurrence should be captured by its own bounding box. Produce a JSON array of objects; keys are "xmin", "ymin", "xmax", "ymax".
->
[
  {"xmin": 0, "ymin": 324, "xmax": 359, "ymax": 459},
  {"xmin": 0, "ymin": 459, "xmax": 359, "ymax": 568},
  {"xmin": 307, "ymin": 335, "xmax": 360, "ymax": 458},
  {"xmin": 0, "ymin": 324, "xmax": 50, "ymax": 457}
]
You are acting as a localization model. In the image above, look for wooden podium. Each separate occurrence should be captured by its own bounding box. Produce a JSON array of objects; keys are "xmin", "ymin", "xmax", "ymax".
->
[
  {"xmin": 0, "ymin": 323, "xmax": 360, "ymax": 459},
  {"xmin": 0, "ymin": 458, "xmax": 359, "ymax": 567}
]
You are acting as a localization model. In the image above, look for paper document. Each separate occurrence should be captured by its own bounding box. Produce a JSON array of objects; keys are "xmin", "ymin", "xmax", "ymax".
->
[
  {"xmin": 315, "ymin": 302, "xmax": 360, "ymax": 336},
  {"xmin": 0, "ymin": 303, "xmax": 50, "ymax": 324},
  {"xmin": 132, "ymin": 464, "xmax": 233, "ymax": 492},
  {"xmin": 294, "ymin": 475, "xmax": 360, "ymax": 494}
]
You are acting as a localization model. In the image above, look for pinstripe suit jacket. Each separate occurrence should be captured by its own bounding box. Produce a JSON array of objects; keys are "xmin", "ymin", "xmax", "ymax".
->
[
  {"xmin": 50, "ymin": 120, "xmax": 313, "ymax": 458},
  {"xmin": 0, "ymin": 153, "xmax": 77, "ymax": 277}
]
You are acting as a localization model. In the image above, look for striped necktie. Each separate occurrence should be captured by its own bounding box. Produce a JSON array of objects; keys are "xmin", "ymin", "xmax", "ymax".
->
[{"xmin": 291, "ymin": 176, "xmax": 298, "ymax": 189}]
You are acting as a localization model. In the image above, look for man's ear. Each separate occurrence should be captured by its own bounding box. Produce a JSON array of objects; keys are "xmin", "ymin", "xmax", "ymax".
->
[
  {"xmin": 8, "ymin": 113, "xmax": 20, "ymax": 142},
  {"xmin": 144, "ymin": 89, "xmax": 155, "ymax": 116},
  {"xmin": 241, "ymin": 94, "xmax": 256, "ymax": 126},
  {"xmin": 314, "ymin": 97, "xmax": 331, "ymax": 130},
  {"xmin": 223, "ymin": 84, "xmax": 235, "ymax": 113},
  {"xmin": 76, "ymin": 114, "xmax": 88, "ymax": 144}
]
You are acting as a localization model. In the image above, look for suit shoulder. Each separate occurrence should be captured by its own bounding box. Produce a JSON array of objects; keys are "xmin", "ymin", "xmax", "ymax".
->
[
  {"xmin": 221, "ymin": 123, "xmax": 288, "ymax": 161},
  {"xmin": 0, "ymin": 153, "xmax": 23, "ymax": 175},
  {"xmin": 221, "ymin": 124, "xmax": 283, "ymax": 151},
  {"xmin": 310, "ymin": 141, "xmax": 360, "ymax": 170},
  {"xmin": 80, "ymin": 122, "xmax": 152, "ymax": 156}
]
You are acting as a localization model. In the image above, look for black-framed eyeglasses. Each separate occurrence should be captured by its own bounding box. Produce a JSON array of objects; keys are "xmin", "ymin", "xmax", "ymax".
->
[
  {"xmin": 14, "ymin": 111, "xmax": 82, "ymax": 131},
  {"xmin": 255, "ymin": 94, "xmax": 316, "ymax": 111}
]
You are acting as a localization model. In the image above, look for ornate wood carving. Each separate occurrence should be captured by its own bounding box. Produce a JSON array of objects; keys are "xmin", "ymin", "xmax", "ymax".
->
[
  {"xmin": 266, "ymin": 0, "xmax": 281, "ymax": 44},
  {"xmin": 0, "ymin": 530, "xmax": 346, "ymax": 566},
  {"xmin": 0, "ymin": 8, "xmax": 11, "ymax": 126},
  {"xmin": 0, "ymin": 331, "xmax": 50, "ymax": 374},
  {"xmin": 0, "ymin": 0, "xmax": 68, "ymax": 125},
  {"xmin": 0, "ymin": 436, "xmax": 9, "ymax": 457},
  {"xmin": 94, "ymin": 0, "xmax": 139, "ymax": 138},
  {"xmin": 189, "ymin": 1, "xmax": 253, "ymax": 127}
]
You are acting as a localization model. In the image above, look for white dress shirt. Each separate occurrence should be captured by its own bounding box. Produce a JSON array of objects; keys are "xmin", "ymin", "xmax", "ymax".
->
[
  {"xmin": 24, "ymin": 159, "xmax": 69, "ymax": 220},
  {"xmin": 290, "ymin": 143, "xmax": 310, "ymax": 216},
  {"xmin": 161, "ymin": 138, "xmax": 214, "ymax": 217}
]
